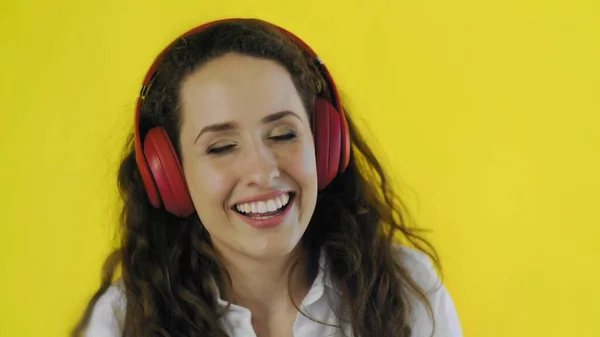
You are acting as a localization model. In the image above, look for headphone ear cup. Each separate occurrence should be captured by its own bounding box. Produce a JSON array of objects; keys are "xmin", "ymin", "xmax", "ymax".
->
[
  {"xmin": 339, "ymin": 109, "xmax": 351, "ymax": 173},
  {"xmin": 312, "ymin": 97, "xmax": 342, "ymax": 190},
  {"xmin": 137, "ymin": 145, "xmax": 162, "ymax": 210},
  {"xmin": 143, "ymin": 128, "xmax": 195, "ymax": 217}
]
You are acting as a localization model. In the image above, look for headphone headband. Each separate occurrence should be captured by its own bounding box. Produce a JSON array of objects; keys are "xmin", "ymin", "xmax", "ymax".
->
[{"xmin": 135, "ymin": 18, "xmax": 344, "ymax": 143}]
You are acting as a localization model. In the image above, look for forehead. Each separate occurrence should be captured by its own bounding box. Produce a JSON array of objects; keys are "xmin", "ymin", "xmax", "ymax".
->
[{"xmin": 179, "ymin": 53, "xmax": 306, "ymax": 127}]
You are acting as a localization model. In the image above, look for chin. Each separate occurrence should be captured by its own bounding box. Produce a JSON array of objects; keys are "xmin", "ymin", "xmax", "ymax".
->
[{"xmin": 238, "ymin": 216, "xmax": 307, "ymax": 260}]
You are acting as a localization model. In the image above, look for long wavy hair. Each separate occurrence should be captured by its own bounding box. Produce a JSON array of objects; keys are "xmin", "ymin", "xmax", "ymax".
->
[{"xmin": 73, "ymin": 18, "xmax": 440, "ymax": 337}]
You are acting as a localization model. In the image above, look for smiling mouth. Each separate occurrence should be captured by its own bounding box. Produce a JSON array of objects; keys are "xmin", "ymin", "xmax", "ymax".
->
[{"xmin": 233, "ymin": 192, "xmax": 295, "ymax": 219}]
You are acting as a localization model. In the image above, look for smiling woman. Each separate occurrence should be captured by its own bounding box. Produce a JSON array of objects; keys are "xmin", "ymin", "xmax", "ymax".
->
[
  {"xmin": 72, "ymin": 18, "xmax": 462, "ymax": 337},
  {"xmin": 180, "ymin": 53, "xmax": 319, "ymax": 260}
]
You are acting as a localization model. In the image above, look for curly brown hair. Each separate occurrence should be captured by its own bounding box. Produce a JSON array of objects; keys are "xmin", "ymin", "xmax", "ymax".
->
[{"xmin": 72, "ymin": 18, "xmax": 440, "ymax": 337}]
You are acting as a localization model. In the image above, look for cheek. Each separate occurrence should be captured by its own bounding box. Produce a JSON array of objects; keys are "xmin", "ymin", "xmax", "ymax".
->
[
  {"xmin": 280, "ymin": 136, "xmax": 318, "ymax": 188},
  {"xmin": 184, "ymin": 160, "xmax": 233, "ymax": 211}
]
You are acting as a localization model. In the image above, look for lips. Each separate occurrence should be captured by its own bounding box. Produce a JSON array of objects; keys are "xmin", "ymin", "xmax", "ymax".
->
[
  {"xmin": 231, "ymin": 192, "xmax": 295, "ymax": 229},
  {"xmin": 234, "ymin": 192, "xmax": 291, "ymax": 216}
]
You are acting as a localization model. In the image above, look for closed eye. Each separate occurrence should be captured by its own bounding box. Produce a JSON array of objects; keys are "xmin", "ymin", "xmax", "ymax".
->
[
  {"xmin": 207, "ymin": 144, "xmax": 236, "ymax": 154},
  {"xmin": 269, "ymin": 132, "xmax": 297, "ymax": 141}
]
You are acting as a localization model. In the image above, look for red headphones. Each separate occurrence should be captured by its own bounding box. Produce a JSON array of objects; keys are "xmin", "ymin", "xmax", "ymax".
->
[{"xmin": 134, "ymin": 18, "xmax": 351, "ymax": 217}]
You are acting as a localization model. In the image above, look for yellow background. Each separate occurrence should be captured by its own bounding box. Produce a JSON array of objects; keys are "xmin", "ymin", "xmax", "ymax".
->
[{"xmin": 1, "ymin": 0, "xmax": 599, "ymax": 336}]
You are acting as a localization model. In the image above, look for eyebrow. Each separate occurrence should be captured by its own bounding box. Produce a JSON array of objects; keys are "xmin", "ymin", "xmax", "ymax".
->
[{"xmin": 193, "ymin": 110, "xmax": 301, "ymax": 144}]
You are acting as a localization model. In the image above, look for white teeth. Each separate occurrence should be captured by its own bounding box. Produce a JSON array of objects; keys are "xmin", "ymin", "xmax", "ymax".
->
[
  {"xmin": 282, "ymin": 193, "xmax": 289, "ymax": 205},
  {"xmin": 235, "ymin": 193, "xmax": 292, "ymax": 214}
]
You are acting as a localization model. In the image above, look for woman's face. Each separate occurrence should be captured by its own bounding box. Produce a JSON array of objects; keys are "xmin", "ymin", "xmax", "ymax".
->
[{"xmin": 178, "ymin": 52, "xmax": 318, "ymax": 261}]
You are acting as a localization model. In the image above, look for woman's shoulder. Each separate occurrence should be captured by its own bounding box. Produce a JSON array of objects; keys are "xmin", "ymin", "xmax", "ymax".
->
[
  {"xmin": 391, "ymin": 244, "xmax": 464, "ymax": 337},
  {"xmin": 84, "ymin": 280, "xmax": 126, "ymax": 337},
  {"xmin": 392, "ymin": 244, "xmax": 441, "ymax": 289}
]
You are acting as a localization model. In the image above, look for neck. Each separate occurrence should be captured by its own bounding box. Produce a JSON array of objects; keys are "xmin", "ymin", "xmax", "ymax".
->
[{"xmin": 216, "ymin": 245, "xmax": 313, "ymax": 318}]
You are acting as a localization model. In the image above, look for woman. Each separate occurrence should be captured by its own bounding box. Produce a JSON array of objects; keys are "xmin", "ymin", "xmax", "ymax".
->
[{"xmin": 74, "ymin": 18, "xmax": 462, "ymax": 337}]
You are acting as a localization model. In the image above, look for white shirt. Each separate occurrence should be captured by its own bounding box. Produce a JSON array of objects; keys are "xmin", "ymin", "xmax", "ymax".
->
[{"xmin": 85, "ymin": 246, "xmax": 462, "ymax": 337}]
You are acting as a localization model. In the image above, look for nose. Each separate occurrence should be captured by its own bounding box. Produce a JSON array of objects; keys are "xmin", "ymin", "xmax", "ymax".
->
[{"xmin": 240, "ymin": 141, "xmax": 280, "ymax": 188}]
